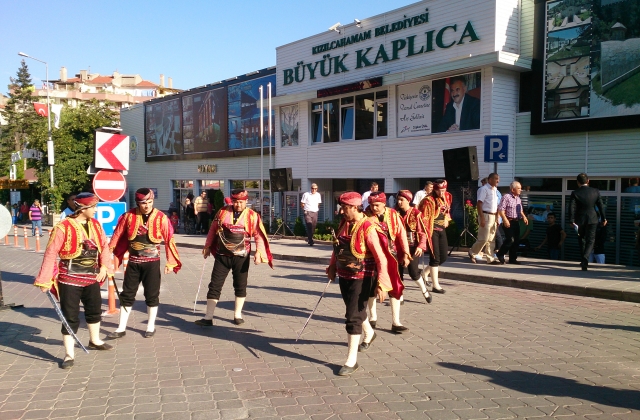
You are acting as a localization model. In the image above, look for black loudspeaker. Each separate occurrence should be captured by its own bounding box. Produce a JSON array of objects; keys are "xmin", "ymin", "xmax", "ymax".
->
[
  {"xmin": 269, "ymin": 168, "xmax": 293, "ymax": 192},
  {"xmin": 442, "ymin": 146, "xmax": 479, "ymax": 182}
]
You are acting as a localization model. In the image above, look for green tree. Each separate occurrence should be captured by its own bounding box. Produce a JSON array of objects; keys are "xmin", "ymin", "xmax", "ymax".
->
[
  {"xmin": 0, "ymin": 60, "xmax": 44, "ymax": 175},
  {"xmin": 29, "ymin": 100, "xmax": 119, "ymax": 211}
]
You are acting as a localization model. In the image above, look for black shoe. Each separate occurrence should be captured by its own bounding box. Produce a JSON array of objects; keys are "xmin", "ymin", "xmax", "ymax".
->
[
  {"xmin": 309, "ymin": 241, "xmax": 314, "ymax": 246},
  {"xmin": 60, "ymin": 359, "xmax": 74, "ymax": 369},
  {"xmin": 490, "ymin": 260, "xmax": 504, "ymax": 265},
  {"xmin": 423, "ymin": 291, "xmax": 432, "ymax": 304},
  {"xmin": 195, "ymin": 319, "xmax": 213, "ymax": 326},
  {"xmin": 337, "ymin": 363, "xmax": 359, "ymax": 376},
  {"xmin": 144, "ymin": 331, "xmax": 155, "ymax": 338},
  {"xmin": 468, "ymin": 253, "xmax": 477, "ymax": 264},
  {"xmin": 509, "ymin": 260, "xmax": 521, "ymax": 265},
  {"xmin": 497, "ymin": 254, "xmax": 506, "ymax": 264},
  {"xmin": 106, "ymin": 331, "xmax": 126, "ymax": 339},
  {"xmin": 358, "ymin": 333, "xmax": 377, "ymax": 352},
  {"xmin": 234, "ymin": 318, "xmax": 245, "ymax": 325},
  {"xmin": 391, "ymin": 325, "xmax": 408, "ymax": 333},
  {"xmin": 432, "ymin": 288, "xmax": 446, "ymax": 294},
  {"xmin": 88, "ymin": 341, "xmax": 113, "ymax": 350},
  {"xmin": 581, "ymin": 265, "xmax": 588, "ymax": 271},
  {"xmin": 369, "ymin": 320, "xmax": 376, "ymax": 329}
]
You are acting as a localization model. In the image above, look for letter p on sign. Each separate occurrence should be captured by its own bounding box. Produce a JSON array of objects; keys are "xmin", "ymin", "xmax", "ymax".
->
[{"xmin": 484, "ymin": 135, "xmax": 509, "ymax": 163}]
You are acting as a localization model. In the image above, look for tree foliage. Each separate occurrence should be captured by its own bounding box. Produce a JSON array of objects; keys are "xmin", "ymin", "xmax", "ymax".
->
[
  {"xmin": 30, "ymin": 100, "xmax": 119, "ymax": 210},
  {"xmin": 0, "ymin": 60, "xmax": 44, "ymax": 173}
]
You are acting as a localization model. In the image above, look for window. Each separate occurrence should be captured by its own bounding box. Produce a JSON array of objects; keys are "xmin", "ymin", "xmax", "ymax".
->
[
  {"xmin": 200, "ymin": 180, "xmax": 224, "ymax": 191},
  {"xmin": 312, "ymin": 90, "xmax": 388, "ymax": 143},
  {"xmin": 566, "ymin": 179, "xmax": 616, "ymax": 192}
]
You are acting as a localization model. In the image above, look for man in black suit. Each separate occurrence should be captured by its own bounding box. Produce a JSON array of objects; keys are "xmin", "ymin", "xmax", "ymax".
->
[
  {"xmin": 569, "ymin": 173, "xmax": 607, "ymax": 271},
  {"xmin": 437, "ymin": 77, "xmax": 481, "ymax": 133}
]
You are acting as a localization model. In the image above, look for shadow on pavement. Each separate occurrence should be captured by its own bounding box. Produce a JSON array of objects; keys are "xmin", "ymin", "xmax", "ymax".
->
[
  {"xmin": 161, "ymin": 303, "xmax": 342, "ymax": 367},
  {"xmin": 0, "ymin": 321, "xmax": 59, "ymax": 363},
  {"xmin": 567, "ymin": 321, "xmax": 640, "ymax": 333},
  {"xmin": 438, "ymin": 362, "xmax": 640, "ymax": 410},
  {"xmin": 0, "ymin": 269, "xmax": 38, "ymax": 285},
  {"xmin": 248, "ymin": 284, "xmax": 342, "ymax": 300},
  {"xmin": 203, "ymin": 299, "xmax": 344, "ymax": 325}
]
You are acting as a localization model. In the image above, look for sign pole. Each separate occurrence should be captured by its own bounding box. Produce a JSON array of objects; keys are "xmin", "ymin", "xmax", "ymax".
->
[
  {"xmin": 494, "ymin": 162, "xmax": 497, "ymax": 174},
  {"xmin": 259, "ymin": 85, "xmax": 264, "ymax": 216}
]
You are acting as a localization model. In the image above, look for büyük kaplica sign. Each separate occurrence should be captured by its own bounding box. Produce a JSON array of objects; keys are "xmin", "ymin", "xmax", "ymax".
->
[{"xmin": 283, "ymin": 9, "xmax": 480, "ymax": 86}]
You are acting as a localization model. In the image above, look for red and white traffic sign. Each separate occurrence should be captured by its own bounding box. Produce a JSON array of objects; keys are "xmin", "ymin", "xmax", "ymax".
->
[
  {"xmin": 93, "ymin": 169, "xmax": 127, "ymax": 202},
  {"xmin": 95, "ymin": 131, "xmax": 129, "ymax": 171}
]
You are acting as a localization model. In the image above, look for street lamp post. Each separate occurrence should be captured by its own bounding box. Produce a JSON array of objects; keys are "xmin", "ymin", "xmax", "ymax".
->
[{"xmin": 18, "ymin": 52, "xmax": 54, "ymax": 189}]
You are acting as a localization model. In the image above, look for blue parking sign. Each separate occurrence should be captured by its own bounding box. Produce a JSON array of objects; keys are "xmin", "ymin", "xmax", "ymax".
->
[
  {"xmin": 484, "ymin": 135, "xmax": 509, "ymax": 163},
  {"xmin": 94, "ymin": 202, "xmax": 127, "ymax": 237}
]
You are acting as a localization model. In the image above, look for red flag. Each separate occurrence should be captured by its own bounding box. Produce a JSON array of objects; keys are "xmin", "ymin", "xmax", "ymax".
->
[
  {"xmin": 33, "ymin": 102, "xmax": 48, "ymax": 117},
  {"xmin": 442, "ymin": 77, "xmax": 451, "ymax": 116}
]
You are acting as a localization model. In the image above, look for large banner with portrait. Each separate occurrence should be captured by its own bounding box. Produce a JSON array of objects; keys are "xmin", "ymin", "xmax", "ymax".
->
[
  {"xmin": 228, "ymin": 74, "xmax": 276, "ymax": 150},
  {"xmin": 145, "ymin": 98, "xmax": 182, "ymax": 157},
  {"xmin": 280, "ymin": 105, "xmax": 299, "ymax": 146},
  {"xmin": 182, "ymin": 87, "xmax": 226, "ymax": 153},
  {"xmin": 532, "ymin": 0, "xmax": 640, "ymax": 134},
  {"xmin": 397, "ymin": 72, "xmax": 481, "ymax": 137}
]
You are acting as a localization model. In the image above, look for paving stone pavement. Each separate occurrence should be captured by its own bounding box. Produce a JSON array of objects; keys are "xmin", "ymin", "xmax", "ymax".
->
[{"xmin": 1, "ymin": 243, "xmax": 640, "ymax": 419}]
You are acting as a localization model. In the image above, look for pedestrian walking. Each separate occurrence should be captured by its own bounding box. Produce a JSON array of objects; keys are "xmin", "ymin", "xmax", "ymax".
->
[
  {"xmin": 59, "ymin": 193, "xmax": 78, "ymax": 222},
  {"xmin": 569, "ymin": 173, "xmax": 607, "ymax": 271},
  {"xmin": 535, "ymin": 213, "xmax": 566, "ymax": 260},
  {"xmin": 413, "ymin": 181, "xmax": 433, "ymax": 207},
  {"xmin": 194, "ymin": 191, "xmax": 210, "ymax": 234},
  {"xmin": 107, "ymin": 188, "xmax": 182, "ymax": 339},
  {"xmin": 469, "ymin": 173, "xmax": 500, "ymax": 264},
  {"xmin": 33, "ymin": 193, "xmax": 113, "ymax": 369},
  {"xmin": 326, "ymin": 192, "xmax": 403, "ymax": 376},
  {"xmin": 196, "ymin": 189, "xmax": 273, "ymax": 326},
  {"xmin": 496, "ymin": 181, "xmax": 529, "ymax": 265},
  {"xmin": 361, "ymin": 182, "xmax": 379, "ymax": 211},
  {"xmin": 301, "ymin": 183, "xmax": 322, "ymax": 246},
  {"xmin": 29, "ymin": 200, "xmax": 43, "ymax": 237}
]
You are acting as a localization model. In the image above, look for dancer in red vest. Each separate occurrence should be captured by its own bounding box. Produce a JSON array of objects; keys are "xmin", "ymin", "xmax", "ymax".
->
[
  {"xmin": 327, "ymin": 192, "xmax": 404, "ymax": 375},
  {"xmin": 107, "ymin": 188, "xmax": 181, "ymax": 339},
  {"xmin": 396, "ymin": 190, "xmax": 432, "ymax": 303},
  {"xmin": 34, "ymin": 193, "xmax": 113, "ymax": 369},
  {"xmin": 364, "ymin": 191, "xmax": 411, "ymax": 332},
  {"xmin": 196, "ymin": 189, "xmax": 273, "ymax": 326},
  {"xmin": 418, "ymin": 179, "xmax": 452, "ymax": 294}
]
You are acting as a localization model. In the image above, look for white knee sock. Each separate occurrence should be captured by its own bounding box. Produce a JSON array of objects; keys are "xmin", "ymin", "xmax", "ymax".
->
[
  {"xmin": 234, "ymin": 297, "xmax": 245, "ymax": 319},
  {"xmin": 431, "ymin": 266, "xmax": 441, "ymax": 289},
  {"xmin": 115, "ymin": 306, "xmax": 132, "ymax": 332},
  {"xmin": 147, "ymin": 306, "xmax": 158, "ymax": 332},
  {"xmin": 345, "ymin": 334, "xmax": 361, "ymax": 367},
  {"xmin": 87, "ymin": 322, "xmax": 104, "ymax": 345},
  {"xmin": 390, "ymin": 297, "xmax": 402, "ymax": 326},
  {"xmin": 362, "ymin": 319, "xmax": 374, "ymax": 343},
  {"xmin": 367, "ymin": 297, "xmax": 377, "ymax": 322},
  {"xmin": 399, "ymin": 294, "xmax": 404, "ymax": 303},
  {"xmin": 63, "ymin": 335, "xmax": 75, "ymax": 361},
  {"xmin": 416, "ymin": 277, "xmax": 428, "ymax": 294},
  {"xmin": 204, "ymin": 299, "xmax": 218, "ymax": 320}
]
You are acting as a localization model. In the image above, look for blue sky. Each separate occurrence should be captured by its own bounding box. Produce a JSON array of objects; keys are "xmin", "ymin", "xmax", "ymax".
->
[{"xmin": 1, "ymin": 0, "xmax": 411, "ymax": 93}]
